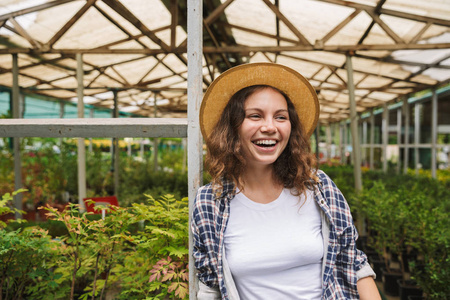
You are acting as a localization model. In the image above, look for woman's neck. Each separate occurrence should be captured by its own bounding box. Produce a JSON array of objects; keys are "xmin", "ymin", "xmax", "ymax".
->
[{"xmin": 239, "ymin": 165, "xmax": 283, "ymax": 204}]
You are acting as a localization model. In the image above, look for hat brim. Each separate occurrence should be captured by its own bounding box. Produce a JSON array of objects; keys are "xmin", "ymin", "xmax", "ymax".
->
[{"xmin": 200, "ymin": 63, "xmax": 319, "ymax": 140}]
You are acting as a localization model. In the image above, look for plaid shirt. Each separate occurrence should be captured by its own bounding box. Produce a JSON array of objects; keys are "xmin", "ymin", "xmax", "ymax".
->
[{"xmin": 191, "ymin": 170, "xmax": 370, "ymax": 299}]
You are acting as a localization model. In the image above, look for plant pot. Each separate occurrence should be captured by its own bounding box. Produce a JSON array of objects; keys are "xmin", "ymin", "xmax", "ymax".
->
[
  {"xmin": 369, "ymin": 256, "xmax": 386, "ymax": 282},
  {"xmin": 398, "ymin": 279, "xmax": 422, "ymax": 300},
  {"xmin": 23, "ymin": 211, "xmax": 36, "ymax": 221},
  {"xmin": 407, "ymin": 296, "xmax": 425, "ymax": 300},
  {"xmin": 382, "ymin": 268, "xmax": 403, "ymax": 296}
]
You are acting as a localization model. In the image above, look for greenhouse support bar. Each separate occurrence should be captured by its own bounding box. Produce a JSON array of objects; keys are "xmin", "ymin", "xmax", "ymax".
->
[
  {"xmin": 0, "ymin": 118, "xmax": 188, "ymax": 138},
  {"xmin": 345, "ymin": 55, "xmax": 362, "ymax": 192},
  {"xmin": 77, "ymin": 53, "xmax": 86, "ymax": 211},
  {"xmin": 12, "ymin": 53, "xmax": 23, "ymax": 219},
  {"xmin": 403, "ymin": 99, "xmax": 410, "ymax": 174},
  {"xmin": 431, "ymin": 90, "xmax": 437, "ymax": 179},
  {"xmin": 369, "ymin": 110, "xmax": 375, "ymax": 170},
  {"xmin": 187, "ymin": 0, "xmax": 203, "ymax": 298}
]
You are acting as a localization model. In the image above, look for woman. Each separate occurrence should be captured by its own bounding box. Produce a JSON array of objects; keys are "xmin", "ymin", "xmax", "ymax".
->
[{"xmin": 192, "ymin": 63, "xmax": 380, "ymax": 300}]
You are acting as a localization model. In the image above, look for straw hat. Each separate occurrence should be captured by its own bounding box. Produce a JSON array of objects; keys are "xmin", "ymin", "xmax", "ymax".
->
[{"xmin": 200, "ymin": 63, "xmax": 319, "ymax": 140}]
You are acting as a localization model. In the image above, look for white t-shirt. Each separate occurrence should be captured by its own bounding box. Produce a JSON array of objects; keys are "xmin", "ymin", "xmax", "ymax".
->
[{"xmin": 224, "ymin": 188, "xmax": 323, "ymax": 299}]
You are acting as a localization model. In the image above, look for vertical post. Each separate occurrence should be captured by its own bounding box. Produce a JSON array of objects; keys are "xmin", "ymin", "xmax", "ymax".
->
[
  {"xmin": 382, "ymin": 103, "xmax": 388, "ymax": 173},
  {"xmin": 12, "ymin": 54, "xmax": 23, "ymax": 219},
  {"xmin": 153, "ymin": 94, "xmax": 159, "ymax": 172},
  {"xmin": 414, "ymin": 103, "xmax": 420, "ymax": 174},
  {"xmin": 89, "ymin": 108, "xmax": 94, "ymax": 153},
  {"xmin": 431, "ymin": 90, "xmax": 437, "ymax": 178},
  {"xmin": 182, "ymin": 138, "xmax": 187, "ymax": 173},
  {"xmin": 315, "ymin": 125, "xmax": 320, "ymax": 161},
  {"xmin": 362, "ymin": 120, "xmax": 367, "ymax": 166},
  {"xmin": 326, "ymin": 125, "xmax": 331, "ymax": 160},
  {"xmin": 345, "ymin": 55, "xmax": 362, "ymax": 192},
  {"xmin": 403, "ymin": 98, "xmax": 410, "ymax": 174},
  {"xmin": 369, "ymin": 110, "xmax": 375, "ymax": 170},
  {"xmin": 188, "ymin": 0, "xmax": 203, "ymax": 298},
  {"xmin": 76, "ymin": 53, "xmax": 86, "ymax": 211},
  {"xmin": 112, "ymin": 91, "xmax": 119, "ymax": 196},
  {"xmin": 339, "ymin": 122, "xmax": 344, "ymax": 164},
  {"xmin": 342, "ymin": 122, "xmax": 347, "ymax": 164},
  {"xmin": 59, "ymin": 100, "xmax": 65, "ymax": 149},
  {"xmin": 140, "ymin": 139, "xmax": 144, "ymax": 158},
  {"xmin": 396, "ymin": 108, "xmax": 402, "ymax": 174}
]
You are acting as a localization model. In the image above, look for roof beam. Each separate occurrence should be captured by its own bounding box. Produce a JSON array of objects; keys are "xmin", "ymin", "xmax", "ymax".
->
[
  {"xmin": 204, "ymin": 0, "xmax": 235, "ymax": 25},
  {"xmin": 261, "ymin": 0, "xmax": 311, "ymax": 46},
  {"xmin": 46, "ymin": 0, "xmax": 97, "ymax": 49},
  {"xmin": 102, "ymin": 0, "xmax": 170, "ymax": 52},
  {"xmin": 316, "ymin": 9, "xmax": 362, "ymax": 47},
  {"xmin": 315, "ymin": 0, "xmax": 450, "ymax": 27},
  {"xmin": 8, "ymin": 18, "xmax": 42, "ymax": 49},
  {"xmin": 0, "ymin": 0, "xmax": 73, "ymax": 22},
  {"xmin": 170, "ymin": 0, "xmax": 178, "ymax": 49},
  {"xmin": 2, "ymin": 41, "xmax": 449, "ymax": 55},
  {"xmin": 366, "ymin": 10, "xmax": 404, "ymax": 44}
]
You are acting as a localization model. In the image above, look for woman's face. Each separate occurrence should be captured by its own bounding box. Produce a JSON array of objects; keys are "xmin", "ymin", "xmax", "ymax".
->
[{"xmin": 238, "ymin": 87, "xmax": 291, "ymax": 169}]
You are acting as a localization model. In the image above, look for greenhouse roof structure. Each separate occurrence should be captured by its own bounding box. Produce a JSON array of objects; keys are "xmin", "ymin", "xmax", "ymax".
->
[{"xmin": 0, "ymin": 0, "xmax": 449, "ymax": 123}]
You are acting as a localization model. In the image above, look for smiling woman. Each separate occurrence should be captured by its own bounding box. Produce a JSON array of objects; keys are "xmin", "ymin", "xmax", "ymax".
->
[{"xmin": 191, "ymin": 63, "xmax": 381, "ymax": 300}]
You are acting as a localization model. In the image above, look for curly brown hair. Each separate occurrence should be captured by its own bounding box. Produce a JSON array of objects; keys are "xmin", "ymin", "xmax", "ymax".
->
[{"xmin": 205, "ymin": 85, "xmax": 317, "ymax": 195}]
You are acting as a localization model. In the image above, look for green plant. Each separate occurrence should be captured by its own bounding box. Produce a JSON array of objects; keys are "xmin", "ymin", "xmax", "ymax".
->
[{"xmin": 111, "ymin": 194, "xmax": 189, "ymax": 299}]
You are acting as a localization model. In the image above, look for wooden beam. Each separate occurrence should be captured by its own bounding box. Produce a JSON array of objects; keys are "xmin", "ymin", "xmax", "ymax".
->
[
  {"xmin": 0, "ymin": 0, "xmax": 73, "ymax": 22},
  {"xmin": 0, "ymin": 118, "xmax": 188, "ymax": 138},
  {"xmin": 261, "ymin": 0, "xmax": 311, "ymax": 46},
  {"xmin": 366, "ymin": 10, "xmax": 404, "ymax": 44},
  {"xmin": 170, "ymin": 0, "xmax": 178, "ymax": 49},
  {"xmin": 410, "ymin": 22, "xmax": 432, "ymax": 43},
  {"xmin": 102, "ymin": 0, "xmax": 170, "ymax": 52},
  {"xmin": 2, "ymin": 41, "xmax": 449, "ymax": 55},
  {"xmin": 315, "ymin": 0, "xmax": 450, "ymax": 27},
  {"xmin": 46, "ymin": 0, "xmax": 97, "ymax": 48},
  {"xmin": 225, "ymin": 22, "xmax": 298, "ymax": 44},
  {"xmin": 317, "ymin": 9, "xmax": 362, "ymax": 46},
  {"xmin": 204, "ymin": 0, "xmax": 235, "ymax": 25},
  {"xmin": 8, "ymin": 18, "xmax": 42, "ymax": 49}
]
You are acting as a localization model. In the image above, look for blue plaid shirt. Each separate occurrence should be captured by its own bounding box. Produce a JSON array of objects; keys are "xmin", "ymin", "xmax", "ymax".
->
[{"xmin": 191, "ymin": 170, "xmax": 371, "ymax": 299}]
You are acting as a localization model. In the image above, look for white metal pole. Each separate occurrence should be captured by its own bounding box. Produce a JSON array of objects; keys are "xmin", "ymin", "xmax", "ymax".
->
[
  {"xmin": 382, "ymin": 103, "xmax": 388, "ymax": 173},
  {"xmin": 187, "ymin": 0, "xmax": 203, "ymax": 298},
  {"xmin": 369, "ymin": 110, "xmax": 375, "ymax": 170},
  {"xmin": 362, "ymin": 120, "xmax": 367, "ymax": 166},
  {"xmin": 326, "ymin": 125, "xmax": 331, "ymax": 160},
  {"xmin": 342, "ymin": 122, "xmax": 347, "ymax": 164},
  {"xmin": 89, "ymin": 108, "xmax": 94, "ymax": 153},
  {"xmin": 345, "ymin": 55, "xmax": 362, "ymax": 192},
  {"xmin": 403, "ymin": 98, "xmax": 410, "ymax": 174},
  {"xmin": 153, "ymin": 94, "xmax": 158, "ymax": 172},
  {"xmin": 12, "ymin": 54, "xmax": 23, "ymax": 219},
  {"xmin": 414, "ymin": 103, "xmax": 420, "ymax": 175},
  {"xmin": 113, "ymin": 91, "xmax": 119, "ymax": 196},
  {"xmin": 339, "ymin": 122, "xmax": 344, "ymax": 164},
  {"xmin": 76, "ymin": 53, "xmax": 86, "ymax": 211},
  {"xmin": 396, "ymin": 108, "xmax": 402, "ymax": 174},
  {"xmin": 431, "ymin": 90, "xmax": 437, "ymax": 178}
]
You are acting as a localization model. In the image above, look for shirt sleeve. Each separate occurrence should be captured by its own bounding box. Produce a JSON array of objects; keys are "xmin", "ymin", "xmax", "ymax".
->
[
  {"xmin": 317, "ymin": 170, "xmax": 376, "ymax": 284},
  {"xmin": 191, "ymin": 186, "xmax": 221, "ymax": 289}
]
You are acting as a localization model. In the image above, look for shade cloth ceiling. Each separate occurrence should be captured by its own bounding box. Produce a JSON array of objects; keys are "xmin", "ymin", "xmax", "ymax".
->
[{"xmin": 0, "ymin": 0, "xmax": 449, "ymax": 123}]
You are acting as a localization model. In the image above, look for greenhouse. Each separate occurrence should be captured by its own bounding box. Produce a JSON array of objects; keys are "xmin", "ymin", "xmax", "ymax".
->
[{"xmin": 0, "ymin": 0, "xmax": 449, "ymax": 299}]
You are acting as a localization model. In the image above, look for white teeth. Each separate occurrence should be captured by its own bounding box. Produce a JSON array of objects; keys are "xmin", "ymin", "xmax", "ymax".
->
[{"xmin": 255, "ymin": 140, "xmax": 277, "ymax": 146}]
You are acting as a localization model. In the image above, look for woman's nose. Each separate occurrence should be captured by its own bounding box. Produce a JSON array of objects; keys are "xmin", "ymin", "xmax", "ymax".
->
[{"xmin": 261, "ymin": 119, "xmax": 277, "ymax": 133}]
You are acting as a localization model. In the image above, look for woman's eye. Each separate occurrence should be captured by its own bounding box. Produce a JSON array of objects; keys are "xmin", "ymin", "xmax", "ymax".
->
[
  {"xmin": 276, "ymin": 115, "xmax": 288, "ymax": 120},
  {"xmin": 248, "ymin": 114, "xmax": 261, "ymax": 119}
]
